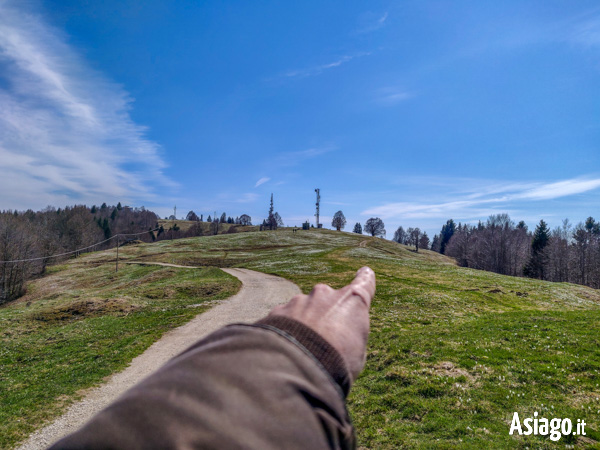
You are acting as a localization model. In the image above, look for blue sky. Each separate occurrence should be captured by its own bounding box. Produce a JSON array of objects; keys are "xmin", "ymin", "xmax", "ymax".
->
[{"xmin": 1, "ymin": 0, "xmax": 599, "ymax": 238}]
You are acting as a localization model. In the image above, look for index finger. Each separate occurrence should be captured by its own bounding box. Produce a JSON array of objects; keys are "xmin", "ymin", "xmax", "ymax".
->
[{"xmin": 348, "ymin": 266, "xmax": 376, "ymax": 307}]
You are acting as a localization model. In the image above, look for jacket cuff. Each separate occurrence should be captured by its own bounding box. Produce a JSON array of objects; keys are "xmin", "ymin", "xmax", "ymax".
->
[{"xmin": 254, "ymin": 315, "xmax": 351, "ymax": 396}]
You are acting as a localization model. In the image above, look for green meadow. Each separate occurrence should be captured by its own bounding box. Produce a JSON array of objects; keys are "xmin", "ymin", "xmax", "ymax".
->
[{"xmin": 2, "ymin": 229, "xmax": 600, "ymax": 448}]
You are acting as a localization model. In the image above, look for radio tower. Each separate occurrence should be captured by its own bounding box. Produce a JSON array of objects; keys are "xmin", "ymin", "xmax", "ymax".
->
[{"xmin": 314, "ymin": 188, "xmax": 321, "ymax": 228}]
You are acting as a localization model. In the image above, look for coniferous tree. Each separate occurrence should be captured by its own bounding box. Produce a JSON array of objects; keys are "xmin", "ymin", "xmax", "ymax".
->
[
  {"xmin": 524, "ymin": 220, "xmax": 550, "ymax": 279},
  {"xmin": 439, "ymin": 219, "xmax": 456, "ymax": 254},
  {"xmin": 353, "ymin": 222, "xmax": 362, "ymax": 234},
  {"xmin": 267, "ymin": 193, "xmax": 279, "ymax": 230},
  {"xmin": 117, "ymin": 202, "xmax": 122, "ymax": 211},
  {"xmin": 419, "ymin": 232, "xmax": 430, "ymax": 250},
  {"xmin": 186, "ymin": 210, "xmax": 199, "ymax": 221},
  {"xmin": 102, "ymin": 218, "xmax": 111, "ymax": 239},
  {"xmin": 431, "ymin": 234, "xmax": 441, "ymax": 252}
]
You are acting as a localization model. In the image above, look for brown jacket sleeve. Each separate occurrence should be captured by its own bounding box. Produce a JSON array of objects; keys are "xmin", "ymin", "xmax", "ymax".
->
[{"xmin": 50, "ymin": 316, "xmax": 355, "ymax": 449}]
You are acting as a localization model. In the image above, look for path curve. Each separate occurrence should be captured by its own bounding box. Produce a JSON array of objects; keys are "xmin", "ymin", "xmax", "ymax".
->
[{"xmin": 19, "ymin": 267, "xmax": 301, "ymax": 450}]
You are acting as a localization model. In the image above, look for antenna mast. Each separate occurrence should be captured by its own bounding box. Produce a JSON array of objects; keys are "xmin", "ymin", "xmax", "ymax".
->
[{"xmin": 314, "ymin": 188, "xmax": 320, "ymax": 228}]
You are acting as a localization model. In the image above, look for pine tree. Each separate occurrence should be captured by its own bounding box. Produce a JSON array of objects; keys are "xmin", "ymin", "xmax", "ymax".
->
[
  {"xmin": 419, "ymin": 232, "xmax": 430, "ymax": 250},
  {"xmin": 110, "ymin": 208, "xmax": 118, "ymax": 221},
  {"xmin": 439, "ymin": 219, "xmax": 456, "ymax": 254},
  {"xmin": 353, "ymin": 222, "xmax": 362, "ymax": 234},
  {"xmin": 524, "ymin": 220, "xmax": 550, "ymax": 279},
  {"xmin": 267, "ymin": 194, "xmax": 278, "ymax": 230},
  {"xmin": 207, "ymin": 215, "xmax": 212, "ymax": 222},
  {"xmin": 102, "ymin": 218, "xmax": 111, "ymax": 239},
  {"xmin": 117, "ymin": 202, "xmax": 122, "ymax": 211},
  {"xmin": 431, "ymin": 234, "xmax": 441, "ymax": 252}
]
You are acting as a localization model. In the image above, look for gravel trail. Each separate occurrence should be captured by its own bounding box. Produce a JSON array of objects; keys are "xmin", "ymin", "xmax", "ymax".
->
[{"xmin": 18, "ymin": 267, "xmax": 300, "ymax": 450}]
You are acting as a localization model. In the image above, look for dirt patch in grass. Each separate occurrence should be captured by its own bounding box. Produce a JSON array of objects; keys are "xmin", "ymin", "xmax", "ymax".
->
[
  {"xmin": 176, "ymin": 283, "xmax": 225, "ymax": 298},
  {"xmin": 144, "ymin": 283, "xmax": 227, "ymax": 300},
  {"xmin": 384, "ymin": 367, "xmax": 413, "ymax": 386},
  {"xmin": 432, "ymin": 361, "xmax": 475, "ymax": 381},
  {"xmin": 27, "ymin": 298, "xmax": 139, "ymax": 322}
]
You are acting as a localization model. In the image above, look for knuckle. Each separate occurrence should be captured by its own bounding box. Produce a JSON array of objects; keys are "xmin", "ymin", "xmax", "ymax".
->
[{"xmin": 312, "ymin": 283, "xmax": 333, "ymax": 295}]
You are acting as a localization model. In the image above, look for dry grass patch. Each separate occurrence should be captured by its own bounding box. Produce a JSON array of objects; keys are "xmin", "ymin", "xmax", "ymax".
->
[{"xmin": 27, "ymin": 297, "xmax": 139, "ymax": 322}]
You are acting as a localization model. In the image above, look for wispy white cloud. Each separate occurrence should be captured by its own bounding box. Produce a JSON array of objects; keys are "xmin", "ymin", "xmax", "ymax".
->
[
  {"xmin": 276, "ymin": 145, "xmax": 337, "ymax": 166},
  {"xmin": 0, "ymin": 1, "xmax": 172, "ymax": 211},
  {"xmin": 376, "ymin": 87, "xmax": 413, "ymax": 105},
  {"xmin": 254, "ymin": 177, "xmax": 270, "ymax": 187},
  {"xmin": 283, "ymin": 52, "xmax": 371, "ymax": 78},
  {"xmin": 516, "ymin": 178, "xmax": 600, "ymax": 200},
  {"xmin": 357, "ymin": 12, "xmax": 388, "ymax": 34},
  {"xmin": 362, "ymin": 176, "xmax": 600, "ymax": 220}
]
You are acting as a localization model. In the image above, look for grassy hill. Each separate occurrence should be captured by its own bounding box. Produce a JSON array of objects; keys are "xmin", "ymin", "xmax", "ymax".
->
[{"xmin": 2, "ymin": 229, "xmax": 600, "ymax": 448}]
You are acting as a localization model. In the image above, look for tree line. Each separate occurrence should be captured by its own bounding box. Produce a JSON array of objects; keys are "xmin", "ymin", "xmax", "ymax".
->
[
  {"xmin": 0, "ymin": 204, "xmax": 161, "ymax": 304},
  {"xmin": 334, "ymin": 209, "xmax": 600, "ymax": 290},
  {"xmin": 183, "ymin": 210, "xmax": 252, "ymax": 226},
  {"xmin": 431, "ymin": 214, "xmax": 600, "ymax": 289},
  {"xmin": 0, "ymin": 202, "xmax": 262, "ymax": 304}
]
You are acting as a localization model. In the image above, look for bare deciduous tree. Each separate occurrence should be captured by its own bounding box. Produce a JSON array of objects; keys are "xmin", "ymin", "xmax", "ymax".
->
[
  {"xmin": 393, "ymin": 226, "xmax": 408, "ymax": 244},
  {"xmin": 407, "ymin": 227, "xmax": 422, "ymax": 252},
  {"xmin": 273, "ymin": 212, "xmax": 284, "ymax": 228},
  {"xmin": 239, "ymin": 214, "xmax": 252, "ymax": 226},
  {"xmin": 364, "ymin": 218, "xmax": 385, "ymax": 237},
  {"xmin": 332, "ymin": 211, "xmax": 346, "ymax": 231}
]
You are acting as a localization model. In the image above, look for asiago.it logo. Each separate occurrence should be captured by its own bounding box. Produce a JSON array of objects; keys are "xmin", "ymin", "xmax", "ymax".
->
[{"xmin": 509, "ymin": 411, "xmax": 586, "ymax": 442}]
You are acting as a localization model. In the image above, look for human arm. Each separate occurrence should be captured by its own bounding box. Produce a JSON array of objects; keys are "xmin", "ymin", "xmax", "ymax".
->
[{"xmin": 49, "ymin": 267, "xmax": 376, "ymax": 450}]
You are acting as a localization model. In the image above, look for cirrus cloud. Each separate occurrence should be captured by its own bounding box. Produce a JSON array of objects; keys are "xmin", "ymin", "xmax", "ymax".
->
[{"xmin": 0, "ymin": 1, "xmax": 173, "ymax": 211}]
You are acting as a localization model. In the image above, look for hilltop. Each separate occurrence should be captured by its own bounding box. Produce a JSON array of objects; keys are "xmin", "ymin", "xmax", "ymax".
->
[{"xmin": 2, "ymin": 229, "xmax": 600, "ymax": 448}]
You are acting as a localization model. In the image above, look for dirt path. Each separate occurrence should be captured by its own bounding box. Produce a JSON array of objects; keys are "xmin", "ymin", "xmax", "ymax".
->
[{"xmin": 18, "ymin": 267, "xmax": 301, "ymax": 450}]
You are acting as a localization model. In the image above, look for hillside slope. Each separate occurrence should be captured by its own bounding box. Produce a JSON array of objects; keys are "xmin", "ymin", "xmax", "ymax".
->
[{"xmin": 3, "ymin": 229, "xmax": 600, "ymax": 448}]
